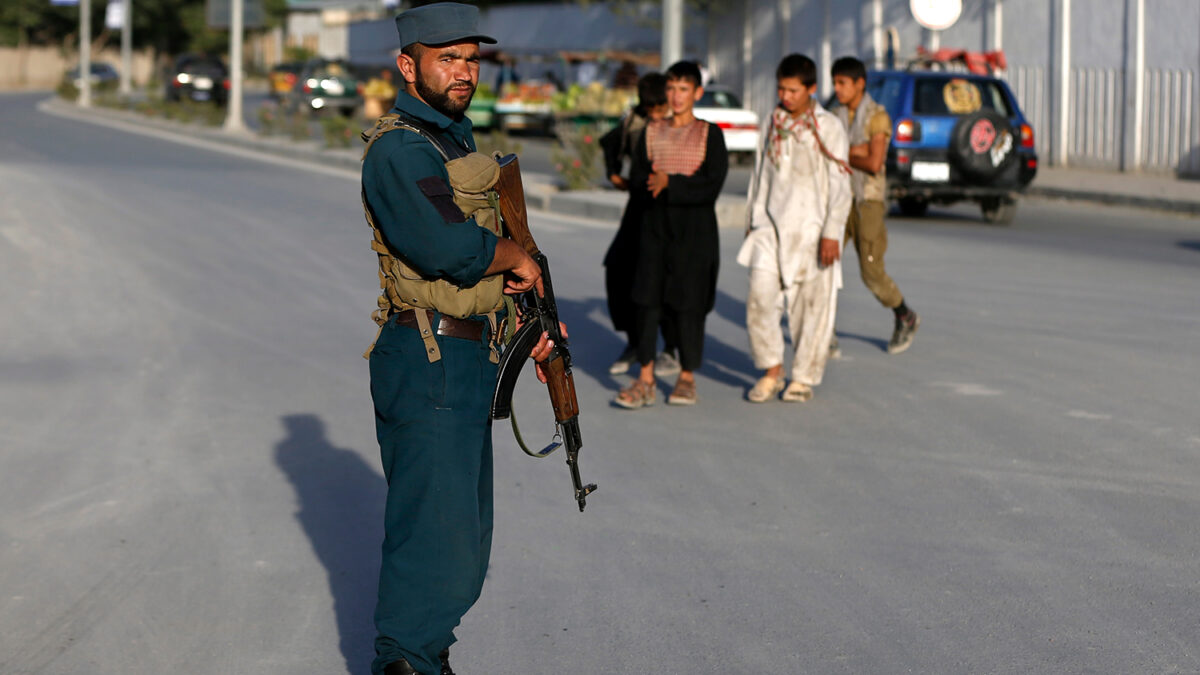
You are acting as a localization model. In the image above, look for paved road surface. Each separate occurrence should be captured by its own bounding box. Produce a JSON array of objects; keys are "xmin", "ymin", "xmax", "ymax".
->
[{"xmin": 2, "ymin": 91, "xmax": 1199, "ymax": 674}]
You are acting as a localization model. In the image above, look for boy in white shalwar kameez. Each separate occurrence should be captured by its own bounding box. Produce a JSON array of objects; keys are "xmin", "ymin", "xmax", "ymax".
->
[{"xmin": 737, "ymin": 54, "xmax": 853, "ymax": 402}]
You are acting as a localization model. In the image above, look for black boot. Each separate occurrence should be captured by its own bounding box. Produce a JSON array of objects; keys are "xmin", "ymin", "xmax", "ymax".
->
[
  {"xmin": 382, "ymin": 650, "xmax": 454, "ymax": 675},
  {"xmin": 383, "ymin": 659, "xmax": 417, "ymax": 675}
]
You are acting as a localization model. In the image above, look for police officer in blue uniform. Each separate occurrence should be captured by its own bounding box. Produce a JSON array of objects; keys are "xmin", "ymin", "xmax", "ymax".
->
[{"xmin": 360, "ymin": 4, "xmax": 556, "ymax": 674}]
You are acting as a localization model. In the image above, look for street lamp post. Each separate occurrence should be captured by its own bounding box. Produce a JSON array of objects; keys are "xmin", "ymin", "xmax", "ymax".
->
[
  {"xmin": 79, "ymin": 0, "xmax": 92, "ymax": 107},
  {"xmin": 661, "ymin": 0, "xmax": 683, "ymax": 69},
  {"xmin": 119, "ymin": 0, "xmax": 132, "ymax": 96},
  {"xmin": 223, "ymin": 0, "xmax": 248, "ymax": 134}
]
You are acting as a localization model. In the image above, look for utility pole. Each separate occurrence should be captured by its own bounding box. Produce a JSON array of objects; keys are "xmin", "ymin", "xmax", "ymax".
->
[
  {"xmin": 819, "ymin": 0, "xmax": 831, "ymax": 100},
  {"xmin": 79, "ymin": 0, "xmax": 92, "ymax": 107},
  {"xmin": 661, "ymin": 0, "xmax": 683, "ymax": 69},
  {"xmin": 1056, "ymin": 0, "xmax": 1071, "ymax": 166},
  {"xmin": 119, "ymin": 0, "xmax": 132, "ymax": 96},
  {"xmin": 223, "ymin": 0, "xmax": 248, "ymax": 133}
]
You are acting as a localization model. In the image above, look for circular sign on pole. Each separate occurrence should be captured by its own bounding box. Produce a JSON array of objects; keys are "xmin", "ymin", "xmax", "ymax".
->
[{"xmin": 910, "ymin": 0, "xmax": 962, "ymax": 31}]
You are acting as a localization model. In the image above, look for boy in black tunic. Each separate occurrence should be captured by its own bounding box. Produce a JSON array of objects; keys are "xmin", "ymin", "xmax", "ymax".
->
[
  {"xmin": 614, "ymin": 61, "xmax": 728, "ymax": 408},
  {"xmin": 600, "ymin": 73, "xmax": 675, "ymax": 375}
]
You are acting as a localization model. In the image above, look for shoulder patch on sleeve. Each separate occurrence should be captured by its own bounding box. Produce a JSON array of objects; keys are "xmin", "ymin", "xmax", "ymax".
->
[{"xmin": 416, "ymin": 176, "xmax": 467, "ymax": 223}]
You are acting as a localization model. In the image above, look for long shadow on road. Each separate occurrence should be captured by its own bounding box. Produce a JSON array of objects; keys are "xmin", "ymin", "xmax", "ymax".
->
[{"xmin": 275, "ymin": 414, "xmax": 383, "ymax": 675}]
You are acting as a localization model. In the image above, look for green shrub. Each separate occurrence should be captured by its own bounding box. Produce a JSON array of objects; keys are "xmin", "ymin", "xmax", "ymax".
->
[
  {"xmin": 200, "ymin": 102, "xmax": 225, "ymax": 126},
  {"xmin": 551, "ymin": 124, "xmax": 603, "ymax": 191},
  {"xmin": 320, "ymin": 114, "xmax": 357, "ymax": 148},
  {"xmin": 135, "ymin": 99, "xmax": 163, "ymax": 117},
  {"xmin": 257, "ymin": 102, "xmax": 282, "ymax": 135},
  {"xmin": 286, "ymin": 110, "xmax": 312, "ymax": 142},
  {"xmin": 474, "ymin": 130, "xmax": 523, "ymax": 158},
  {"xmin": 57, "ymin": 78, "xmax": 78, "ymax": 101}
]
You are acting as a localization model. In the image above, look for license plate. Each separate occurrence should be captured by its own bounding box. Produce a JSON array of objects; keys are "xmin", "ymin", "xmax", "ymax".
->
[
  {"xmin": 911, "ymin": 161, "xmax": 950, "ymax": 182},
  {"xmin": 323, "ymin": 80, "xmax": 345, "ymax": 96},
  {"xmin": 194, "ymin": 76, "xmax": 213, "ymax": 90}
]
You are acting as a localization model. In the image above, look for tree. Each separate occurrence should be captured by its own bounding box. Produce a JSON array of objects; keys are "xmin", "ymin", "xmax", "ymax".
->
[{"xmin": 0, "ymin": 0, "xmax": 84, "ymax": 49}]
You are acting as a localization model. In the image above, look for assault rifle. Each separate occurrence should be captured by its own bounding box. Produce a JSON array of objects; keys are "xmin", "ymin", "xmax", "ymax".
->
[{"xmin": 491, "ymin": 154, "xmax": 598, "ymax": 512}]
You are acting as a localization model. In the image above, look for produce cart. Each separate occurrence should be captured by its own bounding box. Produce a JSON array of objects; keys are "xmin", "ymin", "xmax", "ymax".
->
[
  {"xmin": 551, "ymin": 82, "xmax": 636, "ymax": 136},
  {"xmin": 494, "ymin": 82, "xmax": 557, "ymax": 134}
]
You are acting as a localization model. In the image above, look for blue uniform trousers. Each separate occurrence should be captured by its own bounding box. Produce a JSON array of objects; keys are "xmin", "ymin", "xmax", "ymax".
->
[{"xmin": 368, "ymin": 313, "xmax": 497, "ymax": 675}]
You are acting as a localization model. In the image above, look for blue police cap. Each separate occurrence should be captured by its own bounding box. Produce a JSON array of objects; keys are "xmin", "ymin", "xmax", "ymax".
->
[{"xmin": 395, "ymin": 2, "xmax": 497, "ymax": 49}]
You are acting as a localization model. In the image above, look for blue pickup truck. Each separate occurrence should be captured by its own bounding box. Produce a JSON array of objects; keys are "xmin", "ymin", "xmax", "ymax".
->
[{"xmin": 860, "ymin": 69, "xmax": 1038, "ymax": 224}]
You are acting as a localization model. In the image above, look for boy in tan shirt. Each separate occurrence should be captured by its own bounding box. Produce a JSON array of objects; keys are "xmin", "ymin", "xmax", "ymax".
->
[{"xmin": 832, "ymin": 56, "xmax": 919, "ymax": 354}]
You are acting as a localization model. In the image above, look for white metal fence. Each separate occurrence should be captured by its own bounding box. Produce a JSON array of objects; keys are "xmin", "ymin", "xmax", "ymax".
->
[
  {"xmin": 1006, "ymin": 65, "xmax": 1050, "ymax": 159},
  {"xmin": 1068, "ymin": 67, "xmax": 1125, "ymax": 169},
  {"xmin": 1005, "ymin": 65, "xmax": 1199, "ymax": 174},
  {"xmin": 1142, "ymin": 69, "xmax": 1196, "ymax": 174}
]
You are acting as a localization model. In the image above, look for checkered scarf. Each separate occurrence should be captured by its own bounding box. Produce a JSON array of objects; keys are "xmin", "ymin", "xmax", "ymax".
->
[
  {"xmin": 646, "ymin": 119, "xmax": 709, "ymax": 176},
  {"xmin": 767, "ymin": 105, "xmax": 851, "ymax": 174}
]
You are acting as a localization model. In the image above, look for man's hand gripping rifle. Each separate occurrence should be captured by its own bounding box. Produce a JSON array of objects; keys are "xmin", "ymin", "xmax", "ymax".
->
[{"xmin": 491, "ymin": 154, "xmax": 598, "ymax": 512}]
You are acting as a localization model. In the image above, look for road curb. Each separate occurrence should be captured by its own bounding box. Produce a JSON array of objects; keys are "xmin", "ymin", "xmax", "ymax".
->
[
  {"xmin": 1025, "ymin": 185, "xmax": 1200, "ymax": 217},
  {"xmin": 40, "ymin": 96, "xmax": 365, "ymax": 172}
]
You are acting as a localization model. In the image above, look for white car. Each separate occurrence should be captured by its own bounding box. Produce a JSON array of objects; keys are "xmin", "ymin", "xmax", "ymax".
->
[{"xmin": 694, "ymin": 86, "xmax": 760, "ymax": 160}]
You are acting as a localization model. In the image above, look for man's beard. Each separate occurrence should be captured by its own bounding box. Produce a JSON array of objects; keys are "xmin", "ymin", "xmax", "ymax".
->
[{"xmin": 415, "ymin": 72, "xmax": 474, "ymax": 118}]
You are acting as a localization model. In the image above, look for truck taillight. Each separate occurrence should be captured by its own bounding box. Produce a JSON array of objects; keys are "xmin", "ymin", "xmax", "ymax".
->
[
  {"xmin": 1020, "ymin": 123, "xmax": 1034, "ymax": 149},
  {"xmin": 896, "ymin": 118, "xmax": 920, "ymax": 143}
]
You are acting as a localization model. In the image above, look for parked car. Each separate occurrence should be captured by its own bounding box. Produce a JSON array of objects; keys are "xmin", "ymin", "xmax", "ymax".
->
[
  {"xmin": 285, "ymin": 59, "xmax": 362, "ymax": 116},
  {"xmin": 693, "ymin": 86, "xmax": 760, "ymax": 163},
  {"xmin": 852, "ymin": 69, "xmax": 1037, "ymax": 224},
  {"xmin": 165, "ymin": 54, "xmax": 229, "ymax": 105},
  {"xmin": 68, "ymin": 62, "xmax": 120, "ymax": 89},
  {"xmin": 268, "ymin": 62, "xmax": 303, "ymax": 101}
]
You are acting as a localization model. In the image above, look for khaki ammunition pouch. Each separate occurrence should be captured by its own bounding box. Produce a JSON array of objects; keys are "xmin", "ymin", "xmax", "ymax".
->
[{"xmin": 360, "ymin": 114, "xmax": 508, "ymax": 361}]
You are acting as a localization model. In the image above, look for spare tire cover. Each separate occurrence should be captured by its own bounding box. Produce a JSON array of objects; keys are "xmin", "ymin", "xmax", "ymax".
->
[{"xmin": 949, "ymin": 110, "xmax": 1017, "ymax": 183}]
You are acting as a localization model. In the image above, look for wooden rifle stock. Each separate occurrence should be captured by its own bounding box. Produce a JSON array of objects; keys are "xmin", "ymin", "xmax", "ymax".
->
[
  {"xmin": 490, "ymin": 153, "xmax": 595, "ymax": 511},
  {"xmin": 496, "ymin": 155, "xmax": 539, "ymax": 257}
]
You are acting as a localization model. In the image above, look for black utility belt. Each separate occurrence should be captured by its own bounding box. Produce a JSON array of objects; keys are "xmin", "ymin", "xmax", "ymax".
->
[{"xmin": 393, "ymin": 308, "xmax": 486, "ymax": 342}]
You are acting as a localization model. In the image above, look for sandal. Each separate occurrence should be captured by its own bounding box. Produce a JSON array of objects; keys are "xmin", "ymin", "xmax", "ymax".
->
[
  {"xmin": 613, "ymin": 379, "xmax": 656, "ymax": 409},
  {"xmin": 667, "ymin": 378, "xmax": 697, "ymax": 406},
  {"xmin": 781, "ymin": 381, "xmax": 813, "ymax": 402},
  {"xmin": 747, "ymin": 375, "xmax": 785, "ymax": 403}
]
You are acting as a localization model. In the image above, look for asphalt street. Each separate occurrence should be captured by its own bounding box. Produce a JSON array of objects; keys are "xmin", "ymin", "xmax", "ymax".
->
[{"xmin": 2, "ymin": 91, "xmax": 1199, "ymax": 675}]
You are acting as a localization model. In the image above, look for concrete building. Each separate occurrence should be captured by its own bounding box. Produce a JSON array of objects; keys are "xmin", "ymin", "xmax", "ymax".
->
[
  {"xmin": 285, "ymin": 0, "xmax": 383, "ymax": 60},
  {"xmin": 703, "ymin": 0, "xmax": 1199, "ymax": 175}
]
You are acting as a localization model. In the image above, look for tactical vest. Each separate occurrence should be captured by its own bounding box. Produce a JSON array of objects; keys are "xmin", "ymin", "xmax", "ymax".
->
[{"xmin": 360, "ymin": 113, "xmax": 507, "ymax": 359}]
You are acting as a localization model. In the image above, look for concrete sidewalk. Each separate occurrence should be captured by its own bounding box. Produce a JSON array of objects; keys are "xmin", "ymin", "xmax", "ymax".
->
[
  {"xmin": 1027, "ymin": 166, "xmax": 1200, "ymax": 216},
  {"xmin": 41, "ymin": 96, "xmax": 1199, "ymax": 221}
]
